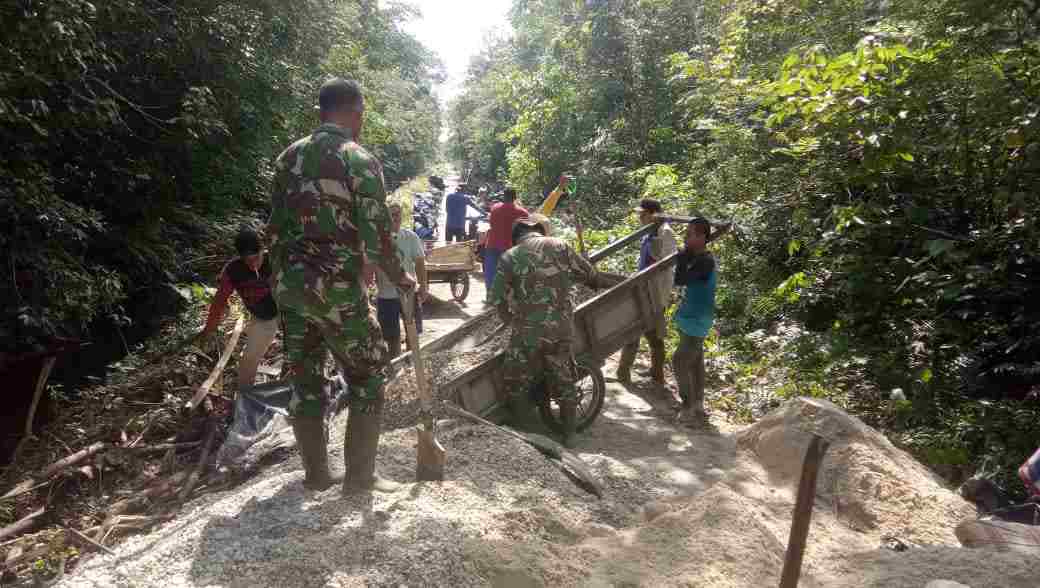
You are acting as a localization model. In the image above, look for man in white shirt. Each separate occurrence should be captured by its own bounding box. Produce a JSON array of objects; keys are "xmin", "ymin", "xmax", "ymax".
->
[{"xmin": 375, "ymin": 202, "xmax": 429, "ymax": 357}]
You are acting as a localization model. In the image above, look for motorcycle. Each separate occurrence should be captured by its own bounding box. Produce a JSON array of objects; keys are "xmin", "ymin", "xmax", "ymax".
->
[{"xmin": 412, "ymin": 191, "xmax": 440, "ymax": 241}]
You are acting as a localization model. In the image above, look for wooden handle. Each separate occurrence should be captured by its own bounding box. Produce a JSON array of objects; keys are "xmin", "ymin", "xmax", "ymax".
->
[
  {"xmin": 441, "ymin": 402, "xmax": 528, "ymax": 445},
  {"xmin": 400, "ymin": 293, "xmax": 432, "ymax": 410}
]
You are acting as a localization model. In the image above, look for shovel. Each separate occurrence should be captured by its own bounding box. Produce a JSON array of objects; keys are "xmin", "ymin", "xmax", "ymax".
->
[{"xmin": 399, "ymin": 289, "xmax": 446, "ymax": 481}]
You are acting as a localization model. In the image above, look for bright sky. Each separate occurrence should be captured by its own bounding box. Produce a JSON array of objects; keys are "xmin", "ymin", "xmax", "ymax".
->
[{"xmin": 400, "ymin": 0, "xmax": 513, "ymax": 106}]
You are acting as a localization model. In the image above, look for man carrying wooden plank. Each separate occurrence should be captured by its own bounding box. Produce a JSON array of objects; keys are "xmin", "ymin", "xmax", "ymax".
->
[
  {"xmin": 616, "ymin": 199, "xmax": 677, "ymax": 389},
  {"xmin": 267, "ymin": 78, "xmax": 415, "ymax": 493}
]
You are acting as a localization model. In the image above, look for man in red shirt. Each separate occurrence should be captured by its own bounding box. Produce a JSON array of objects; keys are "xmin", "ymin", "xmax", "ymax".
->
[
  {"xmin": 483, "ymin": 187, "xmax": 528, "ymax": 300},
  {"xmin": 198, "ymin": 227, "xmax": 278, "ymax": 392}
]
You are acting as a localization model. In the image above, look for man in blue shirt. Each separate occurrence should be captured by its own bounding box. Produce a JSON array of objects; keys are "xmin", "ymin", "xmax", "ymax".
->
[
  {"xmin": 672, "ymin": 216, "xmax": 728, "ymax": 426},
  {"xmin": 445, "ymin": 184, "xmax": 475, "ymax": 243},
  {"xmin": 617, "ymin": 199, "xmax": 677, "ymax": 387}
]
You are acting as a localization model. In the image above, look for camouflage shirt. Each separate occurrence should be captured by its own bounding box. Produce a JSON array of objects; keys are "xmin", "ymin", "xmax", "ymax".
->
[
  {"xmin": 491, "ymin": 233, "xmax": 608, "ymax": 344},
  {"xmin": 267, "ymin": 123, "xmax": 403, "ymax": 309}
]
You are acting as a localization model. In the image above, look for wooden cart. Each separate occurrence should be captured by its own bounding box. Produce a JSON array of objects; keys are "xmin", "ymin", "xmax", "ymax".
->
[
  {"xmin": 439, "ymin": 223, "xmax": 677, "ymax": 425},
  {"xmin": 425, "ymin": 241, "xmax": 478, "ymax": 303}
]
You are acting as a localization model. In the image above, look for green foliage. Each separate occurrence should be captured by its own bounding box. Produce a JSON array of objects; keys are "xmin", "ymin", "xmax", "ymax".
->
[
  {"xmin": 451, "ymin": 0, "xmax": 1040, "ymax": 495},
  {"xmin": 3, "ymin": 0, "xmax": 441, "ymax": 354}
]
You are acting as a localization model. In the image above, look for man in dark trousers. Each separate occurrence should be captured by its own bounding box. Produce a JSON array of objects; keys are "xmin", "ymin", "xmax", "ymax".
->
[
  {"xmin": 198, "ymin": 226, "xmax": 279, "ymax": 392},
  {"xmin": 671, "ymin": 217, "xmax": 729, "ymax": 425},
  {"xmin": 616, "ymin": 199, "xmax": 677, "ymax": 388},
  {"xmin": 483, "ymin": 187, "xmax": 529, "ymax": 299},
  {"xmin": 445, "ymin": 184, "xmax": 475, "ymax": 243}
]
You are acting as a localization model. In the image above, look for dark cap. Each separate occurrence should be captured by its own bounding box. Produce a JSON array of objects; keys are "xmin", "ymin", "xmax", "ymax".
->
[
  {"xmin": 317, "ymin": 78, "xmax": 363, "ymax": 113},
  {"xmin": 633, "ymin": 198, "xmax": 663, "ymax": 214},
  {"xmin": 234, "ymin": 226, "xmax": 262, "ymax": 257},
  {"xmin": 687, "ymin": 216, "xmax": 712, "ymax": 238}
]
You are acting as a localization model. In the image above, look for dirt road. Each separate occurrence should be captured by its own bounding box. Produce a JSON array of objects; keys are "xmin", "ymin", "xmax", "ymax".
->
[{"xmin": 417, "ymin": 172, "xmax": 489, "ymax": 346}]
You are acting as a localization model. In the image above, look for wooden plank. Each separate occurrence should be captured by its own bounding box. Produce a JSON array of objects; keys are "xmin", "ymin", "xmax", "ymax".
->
[
  {"xmin": 185, "ymin": 315, "xmax": 245, "ymax": 410},
  {"xmin": 779, "ymin": 434, "xmax": 831, "ymax": 588}
]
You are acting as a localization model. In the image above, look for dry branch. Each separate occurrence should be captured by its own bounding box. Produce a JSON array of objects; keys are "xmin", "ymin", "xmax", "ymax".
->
[
  {"xmin": 0, "ymin": 508, "xmax": 45, "ymax": 543},
  {"xmin": 66, "ymin": 527, "xmax": 116, "ymax": 556},
  {"xmin": 8, "ymin": 357, "xmax": 57, "ymax": 468},
  {"xmin": 41, "ymin": 442, "xmax": 108, "ymax": 479},
  {"xmin": 178, "ymin": 423, "xmax": 218, "ymax": 502}
]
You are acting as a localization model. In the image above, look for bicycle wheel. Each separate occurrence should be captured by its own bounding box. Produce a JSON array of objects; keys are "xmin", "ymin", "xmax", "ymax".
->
[{"xmin": 538, "ymin": 362, "xmax": 606, "ymax": 434}]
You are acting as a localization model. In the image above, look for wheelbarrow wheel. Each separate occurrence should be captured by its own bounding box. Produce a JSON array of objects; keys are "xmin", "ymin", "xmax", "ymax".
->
[
  {"xmin": 450, "ymin": 272, "xmax": 470, "ymax": 302},
  {"xmin": 538, "ymin": 362, "xmax": 606, "ymax": 434}
]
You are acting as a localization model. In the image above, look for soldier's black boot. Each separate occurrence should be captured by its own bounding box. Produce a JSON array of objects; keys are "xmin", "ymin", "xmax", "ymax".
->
[
  {"xmin": 507, "ymin": 393, "xmax": 540, "ymax": 431},
  {"xmin": 292, "ymin": 416, "xmax": 342, "ymax": 491},
  {"xmin": 560, "ymin": 399, "xmax": 578, "ymax": 449},
  {"xmin": 343, "ymin": 395, "xmax": 402, "ymax": 495}
]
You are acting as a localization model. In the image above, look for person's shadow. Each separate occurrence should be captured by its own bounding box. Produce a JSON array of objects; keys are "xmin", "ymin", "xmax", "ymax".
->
[{"xmin": 188, "ymin": 478, "xmax": 391, "ymax": 587}]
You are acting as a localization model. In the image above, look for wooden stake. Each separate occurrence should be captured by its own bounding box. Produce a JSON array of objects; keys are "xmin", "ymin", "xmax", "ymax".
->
[
  {"xmin": 779, "ymin": 434, "xmax": 831, "ymax": 588},
  {"xmin": 8, "ymin": 356, "xmax": 56, "ymax": 467},
  {"xmin": 186, "ymin": 315, "xmax": 245, "ymax": 410}
]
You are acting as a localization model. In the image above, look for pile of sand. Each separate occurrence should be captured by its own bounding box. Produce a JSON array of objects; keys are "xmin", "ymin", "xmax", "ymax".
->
[
  {"xmin": 737, "ymin": 397, "xmax": 976, "ymax": 546},
  {"xmin": 463, "ymin": 397, "xmax": 1033, "ymax": 587}
]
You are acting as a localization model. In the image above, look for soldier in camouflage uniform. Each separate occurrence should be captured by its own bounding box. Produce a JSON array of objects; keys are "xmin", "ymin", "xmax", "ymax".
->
[
  {"xmin": 267, "ymin": 78, "xmax": 414, "ymax": 493},
  {"xmin": 489, "ymin": 214, "xmax": 617, "ymax": 446}
]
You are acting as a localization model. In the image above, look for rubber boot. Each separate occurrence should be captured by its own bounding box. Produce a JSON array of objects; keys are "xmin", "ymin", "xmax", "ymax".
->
[
  {"xmin": 507, "ymin": 393, "xmax": 540, "ymax": 431},
  {"xmin": 292, "ymin": 416, "xmax": 342, "ymax": 491},
  {"xmin": 343, "ymin": 395, "xmax": 402, "ymax": 495},
  {"xmin": 616, "ymin": 342, "xmax": 636, "ymax": 383},
  {"xmin": 559, "ymin": 399, "xmax": 578, "ymax": 449}
]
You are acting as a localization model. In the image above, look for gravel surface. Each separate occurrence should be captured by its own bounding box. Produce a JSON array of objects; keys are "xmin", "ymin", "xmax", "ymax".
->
[{"xmin": 57, "ymin": 412, "xmax": 637, "ymax": 588}]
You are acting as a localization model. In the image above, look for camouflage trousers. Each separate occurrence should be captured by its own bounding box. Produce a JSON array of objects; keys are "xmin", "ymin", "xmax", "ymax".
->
[
  {"xmin": 279, "ymin": 298, "xmax": 389, "ymax": 419},
  {"xmin": 501, "ymin": 335, "xmax": 577, "ymax": 403}
]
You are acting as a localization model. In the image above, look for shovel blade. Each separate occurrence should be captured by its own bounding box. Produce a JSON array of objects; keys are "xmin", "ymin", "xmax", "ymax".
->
[{"xmin": 416, "ymin": 425, "xmax": 446, "ymax": 482}]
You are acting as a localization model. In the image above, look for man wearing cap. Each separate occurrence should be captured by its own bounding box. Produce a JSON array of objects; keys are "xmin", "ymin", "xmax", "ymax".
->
[
  {"xmin": 267, "ymin": 77, "xmax": 415, "ymax": 493},
  {"xmin": 197, "ymin": 225, "xmax": 279, "ymax": 392},
  {"xmin": 445, "ymin": 183, "xmax": 475, "ymax": 243},
  {"xmin": 490, "ymin": 213, "xmax": 618, "ymax": 446},
  {"xmin": 616, "ymin": 199, "xmax": 677, "ymax": 388}
]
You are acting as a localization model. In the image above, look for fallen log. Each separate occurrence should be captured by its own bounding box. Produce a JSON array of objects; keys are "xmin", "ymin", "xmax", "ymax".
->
[
  {"xmin": 186, "ymin": 315, "xmax": 245, "ymax": 411},
  {"xmin": 0, "ymin": 509, "xmax": 46, "ymax": 543}
]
